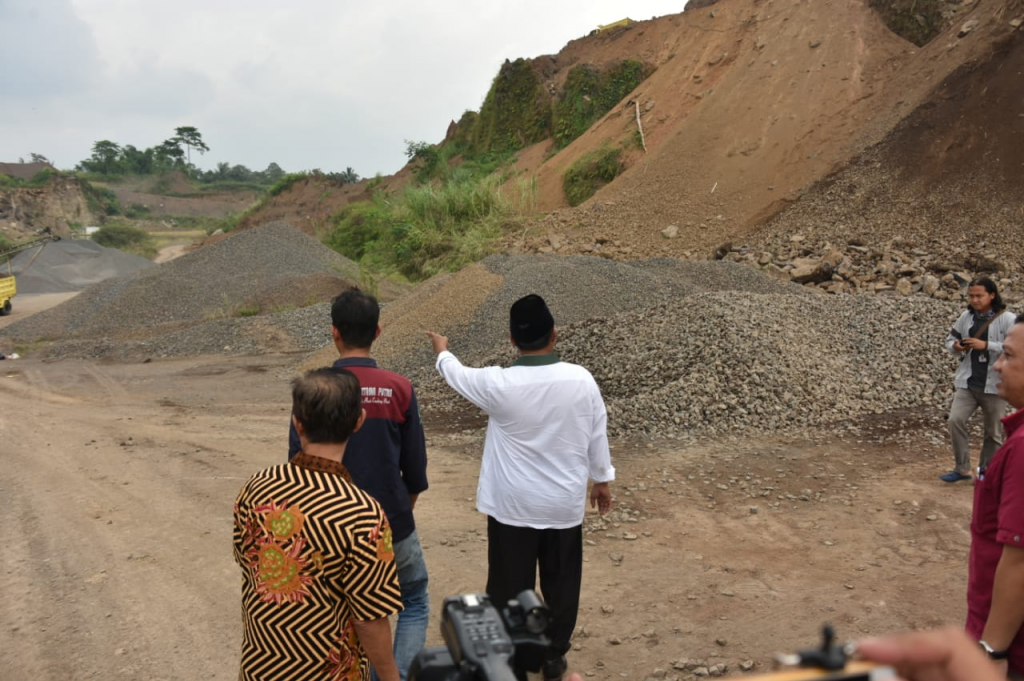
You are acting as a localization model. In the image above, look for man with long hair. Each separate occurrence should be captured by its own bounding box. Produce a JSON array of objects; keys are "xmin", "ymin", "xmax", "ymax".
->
[{"xmin": 942, "ymin": 277, "xmax": 1017, "ymax": 483}]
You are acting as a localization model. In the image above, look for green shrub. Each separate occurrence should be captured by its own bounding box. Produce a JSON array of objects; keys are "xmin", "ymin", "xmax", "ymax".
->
[
  {"xmin": 553, "ymin": 60, "xmax": 649, "ymax": 149},
  {"xmin": 268, "ymin": 173, "xmax": 308, "ymax": 197},
  {"xmin": 81, "ymin": 180, "xmax": 121, "ymax": 216},
  {"xmin": 92, "ymin": 222, "xmax": 157, "ymax": 258},
  {"xmin": 563, "ymin": 145, "xmax": 623, "ymax": 207},
  {"xmin": 324, "ymin": 173, "xmax": 523, "ymax": 281},
  {"xmin": 0, "ymin": 233, "xmax": 12, "ymax": 266},
  {"xmin": 124, "ymin": 203, "xmax": 151, "ymax": 218},
  {"xmin": 326, "ymin": 198, "xmax": 394, "ymax": 262},
  {"xmin": 27, "ymin": 168, "xmax": 60, "ymax": 186},
  {"xmin": 236, "ymin": 304, "xmax": 260, "ymax": 317},
  {"xmin": 869, "ymin": 0, "xmax": 946, "ymax": 46}
]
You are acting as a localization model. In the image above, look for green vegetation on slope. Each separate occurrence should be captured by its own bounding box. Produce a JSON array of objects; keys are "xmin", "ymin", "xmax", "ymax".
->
[
  {"xmin": 869, "ymin": 0, "xmax": 948, "ymax": 47},
  {"xmin": 92, "ymin": 222, "xmax": 157, "ymax": 259},
  {"xmin": 563, "ymin": 145, "xmax": 623, "ymax": 207},
  {"xmin": 553, "ymin": 60, "xmax": 648, "ymax": 149},
  {"xmin": 470, "ymin": 59, "xmax": 551, "ymax": 154},
  {"xmin": 80, "ymin": 179, "xmax": 122, "ymax": 217},
  {"xmin": 448, "ymin": 58, "xmax": 651, "ymax": 157},
  {"xmin": 324, "ymin": 173, "xmax": 534, "ymax": 281},
  {"xmin": 0, "ymin": 168, "xmax": 62, "ymax": 190}
]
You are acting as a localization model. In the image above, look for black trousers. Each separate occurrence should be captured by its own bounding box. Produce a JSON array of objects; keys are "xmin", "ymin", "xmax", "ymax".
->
[{"xmin": 486, "ymin": 516, "xmax": 582, "ymax": 674}]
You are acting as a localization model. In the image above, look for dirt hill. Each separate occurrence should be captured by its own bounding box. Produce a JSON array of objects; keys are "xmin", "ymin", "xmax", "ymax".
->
[
  {"xmin": 0, "ymin": 175, "xmax": 102, "ymax": 242},
  {"xmin": 743, "ymin": 27, "xmax": 1024, "ymax": 282},
  {"xmin": 516, "ymin": 0, "xmax": 1021, "ymax": 258},
  {"xmin": 235, "ymin": 0, "xmax": 1020, "ymax": 271}
]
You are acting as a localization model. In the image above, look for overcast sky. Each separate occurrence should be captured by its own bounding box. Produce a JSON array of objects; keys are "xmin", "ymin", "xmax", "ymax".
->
[{"xmin": 0, "ymin": 1, "xmax": 686, "ymax": 177}]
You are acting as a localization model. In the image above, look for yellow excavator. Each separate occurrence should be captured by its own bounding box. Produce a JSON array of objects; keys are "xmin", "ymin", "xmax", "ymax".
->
[{"xmin": 0, "ymin": 233, "xmax": 61, "ymax": 315}]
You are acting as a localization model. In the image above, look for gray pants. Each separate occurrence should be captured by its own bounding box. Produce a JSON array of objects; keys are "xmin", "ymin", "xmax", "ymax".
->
[{"xmin": 949, "ymin": 387, "xmax": 1007, "ymax": 474}]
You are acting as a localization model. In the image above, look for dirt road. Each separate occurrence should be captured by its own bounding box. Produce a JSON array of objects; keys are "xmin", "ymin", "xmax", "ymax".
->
[
  {"xmin": 154, "ymin": 244, "xmax": 189, "ymax": 264},
  {"xmin": 0, "ymin": 355, "xmax": 974, "ymax": 680}
]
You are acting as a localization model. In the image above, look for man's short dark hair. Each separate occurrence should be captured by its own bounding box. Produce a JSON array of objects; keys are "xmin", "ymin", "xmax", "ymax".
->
[
  {"xmin": 331, "ymin": 288, "xmax": 379, "ymax": 349},
  {"xmin": 292, "ymin": 368, "xmax": 362, "ymax": 445}
]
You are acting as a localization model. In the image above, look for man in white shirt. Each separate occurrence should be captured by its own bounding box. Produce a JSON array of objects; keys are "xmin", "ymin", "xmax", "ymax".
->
[{"xmin": 426, "ymin": 294, "xmax": 614, "ymax": 681}]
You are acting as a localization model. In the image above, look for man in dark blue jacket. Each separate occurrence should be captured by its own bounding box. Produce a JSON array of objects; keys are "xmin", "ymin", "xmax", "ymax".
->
[{"xmin": 289, "ymin": 288, "xmax": 429, "ymax": 681}]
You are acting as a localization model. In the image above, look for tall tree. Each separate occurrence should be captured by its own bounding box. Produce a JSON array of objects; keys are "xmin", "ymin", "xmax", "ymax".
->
[
  {"xmin": 155, "ymin": 138, "xmax": 185, "ymax": 167},
  {"xmin": 29, "ymin": 153, "xmax": 51, "ymax": 165},
  {"xmin": 89, "ymin": 140, "xmax": 122, "ymax": 175},
  {"xmin": 263, "ymin": 162, "xmax": 284, "ymax": 183},
  {"xmin": 339, "ymin": 167, "xmax": 360, "ymax": 184},
  {"xmin": 119, "ymin": 145, "xmax": 155, "ymax": 175},
  {"xmin": 173, "ymin": 126, "xmax": 209, "ymax": 166}
]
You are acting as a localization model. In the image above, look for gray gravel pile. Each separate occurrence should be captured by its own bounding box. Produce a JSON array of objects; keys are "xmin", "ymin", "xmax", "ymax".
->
[
  {"xmin": 39, "ymin": 303, "xmax": 334, "ymax": 361},
  {"xmin": 419, "ymin": 291, "xmax": 962, "ymax": 439},
  {"xmin": 380, "ymin": 254, "xmax": 805, "ymax": 383},
  {"xmin": 8, "ymin": 239, "xmax": 155, "ymax": 293},
  {"xmin": 1, "ymin": 221, "xmax": 357, "ymax": 346}
]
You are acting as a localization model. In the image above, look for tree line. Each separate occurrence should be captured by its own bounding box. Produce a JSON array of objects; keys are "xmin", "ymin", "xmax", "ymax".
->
[{"xmin": 74, "ymin": 126, "xmax": 360, "ymax": 186}]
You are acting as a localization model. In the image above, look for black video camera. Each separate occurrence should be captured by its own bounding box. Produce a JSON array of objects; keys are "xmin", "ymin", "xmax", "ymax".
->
[{"xmin": 409, "ymin": 590, "xmax": 552, "ymax": 681}]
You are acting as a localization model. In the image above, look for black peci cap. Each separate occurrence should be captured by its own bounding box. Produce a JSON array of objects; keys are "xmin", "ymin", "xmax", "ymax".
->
[{"xmin": 510, "ymin": 294, "xmax": 554, "ymax": 345}]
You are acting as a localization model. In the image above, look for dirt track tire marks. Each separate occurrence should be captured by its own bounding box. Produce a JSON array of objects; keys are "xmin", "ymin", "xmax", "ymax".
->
[
  {"xmin": 3, "ymin": 368, "xmax": 79, "ymax": 406},
  {"xmin": 22, "ymin": 368, "xmax": 54, "ymax": 394},
  {"xmin": 83, "ymin": 362, "xmax": 130, "ymax": 400}
]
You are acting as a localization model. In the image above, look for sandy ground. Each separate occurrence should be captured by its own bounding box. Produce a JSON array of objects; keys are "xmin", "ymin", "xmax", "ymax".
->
[
  {"xmin": 154, "ymin": 244, "xmax": 190, "ymax": 264},
  {"xmin": 0, "ymin": 351, "xmax": 975, "ymax": 680},
  {"xmin": 0, "ymin": 292, "xmax": 80, "ymax": 332}
]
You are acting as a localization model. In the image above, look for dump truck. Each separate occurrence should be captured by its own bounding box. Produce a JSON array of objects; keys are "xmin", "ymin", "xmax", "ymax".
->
[
  {"xmin": 0, "ymin": 274, "xmax": 14, "ymax": 315},
  {"xmin": 590, "ymin": 18, "xmax": 635, "ymax": 35},
  {"xmin": 0, "ymin": 233, "xmax": 62, "ymax": 316}
]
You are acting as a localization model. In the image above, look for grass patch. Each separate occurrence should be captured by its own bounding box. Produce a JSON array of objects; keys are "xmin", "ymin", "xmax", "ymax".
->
[
  {"xmin": 235, "ymin": 304, "xmax": 261, "ymax": 317},
  {"xmin": 92, "ymin": 222, "xmax": 157, "ymax": 259},
  {"xmin": 147, "ymin": 229, "xmax": 206, "ymax": 250},
  {"xmin": 563, "ymin": 145, "xmax": 623, "ymax": 207},
  {"xmin": 324, "ymin": 172, "xmax": 532, "ymax": 281}
]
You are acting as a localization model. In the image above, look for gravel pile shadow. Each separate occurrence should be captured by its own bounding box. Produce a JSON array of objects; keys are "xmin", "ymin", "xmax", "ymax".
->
[
  {"xmin": 1, "ymin": 221, "xmax": 358, "ymax": 345},
  {"xmin": 8, "ymin": 239, "xmax": 155, "ymax": 294}
]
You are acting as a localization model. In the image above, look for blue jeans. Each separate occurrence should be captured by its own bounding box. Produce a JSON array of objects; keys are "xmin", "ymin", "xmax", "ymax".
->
[{"xmin": 374, "ymin": 530, "xmax": 429, "ymax": 681}]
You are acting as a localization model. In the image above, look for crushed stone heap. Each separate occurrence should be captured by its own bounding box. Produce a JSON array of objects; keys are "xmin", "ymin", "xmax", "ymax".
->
[
  {"xmin": 0, "ymin": 221, "xmax": 359, "ymax": 348},
  {"xmin": 308, "ymin": 253, "xmax": 960, "ymax": 439},
  {"xmin": 415, "ymin": 290, "xmax": 961, "ymax": 439},
  {"xmin": 7, "ymin": 239, "xmax": 155, "ymax": 294},
  {"xmin": 302, "ymin": 254, "xmax": 807, "ymax": 378}
]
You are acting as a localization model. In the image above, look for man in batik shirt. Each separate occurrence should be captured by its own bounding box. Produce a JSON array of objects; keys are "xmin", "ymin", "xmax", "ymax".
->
[{"xmin": 234, "ymin": 368, "xmax": 403, "ymax": 681}]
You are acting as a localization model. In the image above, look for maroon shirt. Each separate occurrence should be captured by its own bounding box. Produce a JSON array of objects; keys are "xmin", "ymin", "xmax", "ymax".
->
[{"xmin": 968, "ymin": 407, "xmax": 1024, "ymax": 673}]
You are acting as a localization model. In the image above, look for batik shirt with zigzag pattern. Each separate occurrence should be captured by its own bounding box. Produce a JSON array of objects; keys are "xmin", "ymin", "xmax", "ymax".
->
[{"xmin": 233, "ymin": 451, "xmax": 403, "ymax": 680}]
